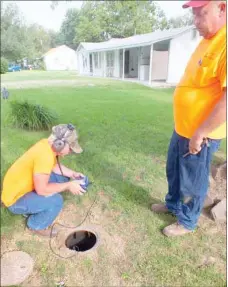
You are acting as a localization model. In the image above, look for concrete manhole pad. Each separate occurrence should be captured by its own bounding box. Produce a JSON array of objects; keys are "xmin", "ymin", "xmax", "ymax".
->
[{"xmin": 1, "ymin": 250, "xmax": 34, "ymax": 286}]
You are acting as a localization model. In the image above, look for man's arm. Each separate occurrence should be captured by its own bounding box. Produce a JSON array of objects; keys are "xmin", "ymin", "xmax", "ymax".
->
[
  {"xmin": 52, "ymin": 164, "xmax": 84, "ymax": 179},
  {"xmin": 52, "ymin": 164, "xmax": 73, "ymax": 177},
  {"xmin": 189, "ymin": 89, "xmax": 226, "ymax": 154},
  {"xmin": 34, "ymin": 174, "xmax": 70, "ymax": 196},
  {"xmin": 33, "ymin": 174, "xmax": 85, "ymax": 196}
]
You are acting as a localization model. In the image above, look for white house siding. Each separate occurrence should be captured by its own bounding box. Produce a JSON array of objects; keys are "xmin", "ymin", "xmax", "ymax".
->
[
  {"xmin": 151, "ymin": 50, "xmax": 169, "ymax": 81},
  {"xmin": 44, "ymin": 46, "xmax": 78, "ymax": 71},
  {"xmin": 167, "ymin": 29, "xmax": 201, "ymax": 84}
]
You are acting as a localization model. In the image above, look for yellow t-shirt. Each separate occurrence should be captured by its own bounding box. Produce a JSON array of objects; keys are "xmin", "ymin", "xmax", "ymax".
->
[
  {"xmin": 1, "ymin": 139, "xmax": 56, "ymax": 207},
  {"xmin": 174, "ymin": 25, "xmax": 227, "ymax": 139}
]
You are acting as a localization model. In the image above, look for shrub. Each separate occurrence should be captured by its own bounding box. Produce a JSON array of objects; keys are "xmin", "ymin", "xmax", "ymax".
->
[
  {"xmin": 39, "ymin": 59, "xmax": 46, "ymax": 71},
  {"xmin": 1, "ymin": 57, "xmax": 8, "ymax": 74},
  {"xmin": 8, "ymin": 100, "xmax": 58, "ymax": 130}
]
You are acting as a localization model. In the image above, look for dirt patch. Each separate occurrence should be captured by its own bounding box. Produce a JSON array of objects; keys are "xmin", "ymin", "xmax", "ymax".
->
[
  {"xmin": 209, "ymin": 162, "xmax": 227, "ymax": 201},
  {"xmin": 0, "ymin": 193, "xmax": 132, "ymax": 286}
]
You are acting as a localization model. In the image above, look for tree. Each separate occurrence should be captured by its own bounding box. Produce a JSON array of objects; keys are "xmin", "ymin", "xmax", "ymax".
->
[
  {"xmin": 1, "ymin": 3, "xmax": 28, "ymax": 61},
  {"xmin": 1, "ymin": 57, "xmax": 9, "ymax": 74},
  {"xmin": 167, "ymin": 11, "xmax": 193, "ymax": 29},
  {"xmin": 74, "ymin": 1, "xmax": 169, "ymax": 44},
  {"xmin": 59, "ymin": 8, "xmax": 80, "ymax": 49},
  {"xmin": 1, "ymin": 2, "xmax": 58, "ymax": 62}
]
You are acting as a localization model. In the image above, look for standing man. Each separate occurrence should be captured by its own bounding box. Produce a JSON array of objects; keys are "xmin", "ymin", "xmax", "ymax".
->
[
  {"xmin": 151, "ymin": 1, "xmax": 226, "ymax": 236},
  {"xmin": 2, "ymin": 124, "xmax": 86, "ymax": 237}
]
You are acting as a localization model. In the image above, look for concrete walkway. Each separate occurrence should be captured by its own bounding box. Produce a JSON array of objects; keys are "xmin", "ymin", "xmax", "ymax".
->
[{"xmin": 1, "ymin": 77, "xmax": 175, "ymax": 89}]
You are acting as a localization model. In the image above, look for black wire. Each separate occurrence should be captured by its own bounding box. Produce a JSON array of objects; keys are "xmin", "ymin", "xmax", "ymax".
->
[
  {"xmin": 56, "ymin": 156, "xmax": 65, "ymax": 178},
  {"xmin": 50, "ymin": 156, "xmax": 98, "ymax": 259},
  {"xmin": 49, "ymin": 192, "xmax": 98, "ymax": 259}
]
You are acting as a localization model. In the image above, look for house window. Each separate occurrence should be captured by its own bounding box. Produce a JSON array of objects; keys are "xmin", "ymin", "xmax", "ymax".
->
[
  {"xmin": 106, "ymin": 51, "xmax": 114, "ymax": 67},
  {"xmin": 94, "ymin": 52, "xmax": 100, "ymax": 69},
  {"xmin": 82, "ymin": 55, "xmax": 87, "ymax": 68}
]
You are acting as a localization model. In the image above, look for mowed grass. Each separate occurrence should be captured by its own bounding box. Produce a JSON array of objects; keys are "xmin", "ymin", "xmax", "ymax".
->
[{"xmin": 1, "ymin": 81, "xmax": 226, "ymax": 286}]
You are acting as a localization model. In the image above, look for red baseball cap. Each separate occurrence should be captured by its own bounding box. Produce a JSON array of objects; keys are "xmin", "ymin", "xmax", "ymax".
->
[{"xmin": 182, "ymin": 1, "xmax": 210, "ymax": 9}]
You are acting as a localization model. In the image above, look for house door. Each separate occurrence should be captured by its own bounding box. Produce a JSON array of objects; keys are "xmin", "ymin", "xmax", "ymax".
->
[
  {"xmin": 124, "ymin": 50, "xmax": 130, "ymax": 74},
  {"xmin": 89, "ymin": 54, "xmax": 93, "ymax": 73}
]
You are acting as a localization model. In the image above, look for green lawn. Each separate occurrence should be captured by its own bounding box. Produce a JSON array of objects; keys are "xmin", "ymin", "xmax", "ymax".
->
[{"xmin": 1, "ymin": 78, "xmax": 226, "ymax": 286}]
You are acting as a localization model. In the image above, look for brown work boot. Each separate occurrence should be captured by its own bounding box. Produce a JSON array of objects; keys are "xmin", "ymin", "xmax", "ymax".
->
[
  {"xmin": 151, "ymin": 203, "xmax": 169, "ymax": 213},
  {"xmin": 28, "ymin": 227, "xmax": 58, "ymax": 238},
  {"xmin": 163, "ymin": 222, "xmax": 194, "ymax": 237}
]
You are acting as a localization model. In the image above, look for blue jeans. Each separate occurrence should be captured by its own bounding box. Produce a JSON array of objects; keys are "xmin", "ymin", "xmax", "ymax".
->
[
  {"xmin": 8, "ymin": 172, "xmax": 70, "ymax": 230},
  {"xmin": 165, "ymin": 131, "xmax": 221, "ymax": 230}
]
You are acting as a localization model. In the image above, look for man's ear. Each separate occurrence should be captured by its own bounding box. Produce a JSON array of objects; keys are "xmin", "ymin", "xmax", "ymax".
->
[{"xmin": 219, "ymin": 1, "xmax": 226, "ymax": 14}]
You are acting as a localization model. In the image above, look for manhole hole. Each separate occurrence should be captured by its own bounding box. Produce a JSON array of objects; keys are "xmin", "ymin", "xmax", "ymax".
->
[{"xmin": 65, "ymin": 230, "xmax": 97, "ymax": 252}]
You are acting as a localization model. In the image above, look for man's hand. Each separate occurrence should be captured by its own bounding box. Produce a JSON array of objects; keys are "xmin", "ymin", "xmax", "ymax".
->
[
  {"xmin": 68, "ymin": 181, "xmax": 85, "ymax": 195},
  {"xmin": 189, "ymin": 133, "xmax": 206, "ymax": 154}
]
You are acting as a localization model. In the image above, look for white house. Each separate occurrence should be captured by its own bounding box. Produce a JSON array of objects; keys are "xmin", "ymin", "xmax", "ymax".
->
[
  {"xmin": 76, "ymin": 26, "xmax": 201, "ymax": 85},
  {"xmin": 43, "ymin": 45, "xmax": 78, "ymax": 71}
]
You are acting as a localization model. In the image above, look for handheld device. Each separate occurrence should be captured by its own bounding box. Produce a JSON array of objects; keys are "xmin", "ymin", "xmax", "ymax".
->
[{"xmin": 74, "ymin": 176, "xmax": 90, "ymax": 193}]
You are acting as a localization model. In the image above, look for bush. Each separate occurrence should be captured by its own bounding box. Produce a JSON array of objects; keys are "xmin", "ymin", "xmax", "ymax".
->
[
  {"xmin": 1, "ymin": 57, "xmax": 8, "ymax": 74},
  {"xmin": 8, "ymin": 100, "xmax": 58, "ymax": 130},
  {"xmin": 39, "ymin": 59, "xmax": 46, "ymax": 71}
]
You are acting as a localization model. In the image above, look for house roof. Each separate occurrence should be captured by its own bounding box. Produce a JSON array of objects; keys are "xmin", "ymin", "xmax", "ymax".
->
[
  {"xmin": 77, "ymin": 26, "xmax": 195, "ymax": 52},
  {"xmin": 43, "ymin": 45, "xmax": 75, "ymax": 57}
]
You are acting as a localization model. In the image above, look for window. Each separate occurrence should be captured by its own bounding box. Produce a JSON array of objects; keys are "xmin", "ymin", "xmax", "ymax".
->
[
  {"xmin": 82, "ymin": 55, "xmax": 87, "ymax": 68},
  {"xmin": 106, "ymin": 51, "xmax": 114, "ymax": 67},
  {"xmin": 94, "ymin": 52, "xmax": 101, "ymax": 69}
]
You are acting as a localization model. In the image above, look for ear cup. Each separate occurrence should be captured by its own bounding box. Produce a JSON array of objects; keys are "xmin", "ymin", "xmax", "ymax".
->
[{"xmin": 53, "ymin": 139, "xmax": 65, "ymax": 153}]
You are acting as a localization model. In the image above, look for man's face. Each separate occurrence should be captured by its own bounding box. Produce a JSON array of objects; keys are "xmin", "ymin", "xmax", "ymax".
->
[
  {"xmin": 192, "ymin": 1, "xmax": 226, "ymax": 38},
  {"xmin": 58, "ymin": 143, "xmax": 72, "ymax": 157}
]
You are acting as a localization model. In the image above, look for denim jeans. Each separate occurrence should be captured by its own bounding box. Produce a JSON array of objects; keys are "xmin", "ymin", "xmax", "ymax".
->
[
  {"xmin": 165, "ymin": 130, "xmax": 221, "ymax": 230},
  {"xmin": 8, "ymin": 172, "xmax": 70, "ymax": 230}
]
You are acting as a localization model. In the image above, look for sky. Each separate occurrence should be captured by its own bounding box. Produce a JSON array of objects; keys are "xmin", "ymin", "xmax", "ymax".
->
[{"xmin": 4, "ymin": 1, "xmax": 187, "ymax": 32}]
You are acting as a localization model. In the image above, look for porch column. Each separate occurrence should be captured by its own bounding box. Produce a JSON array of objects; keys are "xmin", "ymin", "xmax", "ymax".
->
[
  {"xmin": 122, "ymin": 48, "xmax": 125, "ymax": 80},
  {"xmin": 103, "ymin": 51, "xmax": 106, "ymax": 77},
  {"xmin": 149, "ymin": 44, "xmax": 153, "ymax": 84},
  {"xmin": 138, "ymin": 47, "xmax": 141, "ymax": 80}
]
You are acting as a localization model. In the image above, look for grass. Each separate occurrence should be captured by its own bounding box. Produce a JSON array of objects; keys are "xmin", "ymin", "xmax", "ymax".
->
[{"xmin": 1, "ymin": 75, "xmax": 226, "ymax": 286}]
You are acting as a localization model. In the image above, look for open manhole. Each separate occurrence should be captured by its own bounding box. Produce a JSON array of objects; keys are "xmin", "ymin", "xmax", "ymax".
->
[{"xmin": 65, "ymin": 230, "xmax": 97, "ymax": 252}]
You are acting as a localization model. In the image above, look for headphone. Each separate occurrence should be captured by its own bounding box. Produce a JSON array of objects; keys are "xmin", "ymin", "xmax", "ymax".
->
[{"xmin": 52, "ymin": 123, "xmax": 75, "ymax": 153}]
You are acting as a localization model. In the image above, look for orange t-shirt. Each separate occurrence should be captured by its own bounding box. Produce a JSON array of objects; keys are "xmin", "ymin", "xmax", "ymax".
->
[
  {"xmin": 1, "ymin": 139, "xmax": 56, "ymax": 207},
  {"xmin": 174, "ymin": 25, "xmax": 226, "ymax": 139}
]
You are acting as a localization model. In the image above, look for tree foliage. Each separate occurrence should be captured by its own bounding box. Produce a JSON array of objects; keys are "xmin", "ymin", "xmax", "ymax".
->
[
  {"xmin": 1, "ymin": 3, "xmax": 59, "ymax": 62},
  {"xmin": 54, "ymin": 0, "xmax": 194, "ymax": 48},
  {"xmin": 1, "ymin": 1, "xmax": 194, "ymax": 63},
  {"xmin": 74, "ymin": 1, "xmax": 169, "ymax": 44},
  {"xmin": 59, "ymin": 8, "xmax": 80, "ymax": 49},
  {"xmin": 1, "ymin": 57, "xmax": 9, "ymax": 74},
  {"xmin": 167, "ymin": 11, "xmax": 193, "ymax": 29}
]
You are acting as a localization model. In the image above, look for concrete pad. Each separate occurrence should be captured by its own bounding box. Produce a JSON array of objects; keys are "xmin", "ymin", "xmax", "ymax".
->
[
  {"xmin": 210, "ymin": 199, "xmax": 227, "ymax": 222},
  {"xmin": 1, "ymin": 251, "xmax": 34, "ymax": 286}
]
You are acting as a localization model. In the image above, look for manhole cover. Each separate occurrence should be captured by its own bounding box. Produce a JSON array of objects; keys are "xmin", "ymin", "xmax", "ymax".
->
[
  {"xmin": 65, "ymin": 230, "xmax": 97, "ymax": 252},
  {"xmin": 1, "ymin": 251, "xmax": 34, "ymax": 286}
]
